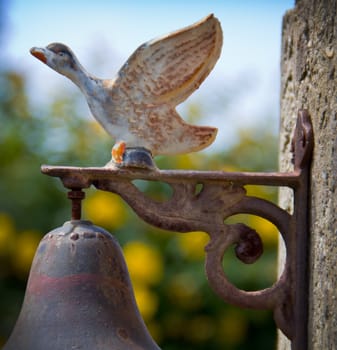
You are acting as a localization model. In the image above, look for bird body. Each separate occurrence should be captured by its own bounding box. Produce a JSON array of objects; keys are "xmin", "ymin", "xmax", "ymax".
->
[{"xmin": 30, "ymin": 14, "xmax": 222, "ymax": 159}]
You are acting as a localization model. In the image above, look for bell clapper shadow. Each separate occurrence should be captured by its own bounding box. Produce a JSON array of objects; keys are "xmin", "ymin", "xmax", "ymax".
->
[{"xmin": 3, "ymin": 187, "xmax": 160, "ymax": 350}]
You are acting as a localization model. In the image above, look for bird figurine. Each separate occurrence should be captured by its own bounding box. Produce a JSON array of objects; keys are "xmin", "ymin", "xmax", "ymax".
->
[{"xmin": 30, "ymin": 14, "xmax": 222, "ymax": 166}]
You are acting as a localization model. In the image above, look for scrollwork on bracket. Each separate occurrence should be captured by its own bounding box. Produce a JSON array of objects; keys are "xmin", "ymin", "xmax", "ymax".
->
[{"xmin": 95, "ymin": 178, "xmax": 293, "ymax": 338}]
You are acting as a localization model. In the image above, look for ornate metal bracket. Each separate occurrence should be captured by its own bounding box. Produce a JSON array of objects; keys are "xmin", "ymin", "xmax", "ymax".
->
[{"xmin": 41, "ymin": 110, "xmax": 313, "ymax": 349}]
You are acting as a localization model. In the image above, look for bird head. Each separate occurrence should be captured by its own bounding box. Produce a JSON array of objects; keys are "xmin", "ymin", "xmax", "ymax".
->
[{"xmin": 30, "ymin": 43, "xmax": 80, "ymax": 79}]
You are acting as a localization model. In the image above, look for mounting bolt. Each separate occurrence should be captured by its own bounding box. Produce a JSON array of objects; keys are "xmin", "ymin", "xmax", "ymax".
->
[{"xmin": 68, "ymin": 189, "xmax": 85, "ymax": 220}]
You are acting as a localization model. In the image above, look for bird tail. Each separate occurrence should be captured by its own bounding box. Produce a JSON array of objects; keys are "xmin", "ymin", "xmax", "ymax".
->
[
  {"xmin": 179, "ymin": 124, "xmax": 218, "ymax": 154},
  {"xmin": 152, "ymin": 108, "xmax": 217, "ymax": 155}
]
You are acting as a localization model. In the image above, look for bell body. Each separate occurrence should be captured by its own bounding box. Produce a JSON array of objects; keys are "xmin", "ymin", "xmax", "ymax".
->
[{"xmin": 4, "ymin": 220, "xmax": 160, "ymax": 350}]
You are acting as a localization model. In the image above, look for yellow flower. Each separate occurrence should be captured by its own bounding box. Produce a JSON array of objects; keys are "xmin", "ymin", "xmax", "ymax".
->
[
  {"xmin": 175, "ymin": 154, "xmax": 197, "ymax": 169},
  {"xmin": 146, "ymin": 321, "xmax": 162, "ymax": 343},
  {"xmin": 12, "ymin": 230, "xmax": 41, "ymax": 277},
  {"xmin": 221, "ymin": 164, "xmax": 240, "ymax": 172},
  {"xmin": 177, "ymin": 231, "xmax": 209, "ymax": 260},
  {"xmin": 132, "ymin": 282, "xmax": 158, "ymax": 321},
  {"xmin": 248, "ymin": 215, "xmax": 278, "ymax": 247},
  {"xmin": 123, "ymin": 241, "xmax": 163, "ymax": 285},
  {"xmin": 83, "ymin": 190, "xmax": 127, "ymax": 229},
  {"xmin": 0, "ymin": 213, "xmax": 16, "ymax": 256},
  {"xmin": 246, "ymin": 184, "xmax": 277, "ymax": 198}
]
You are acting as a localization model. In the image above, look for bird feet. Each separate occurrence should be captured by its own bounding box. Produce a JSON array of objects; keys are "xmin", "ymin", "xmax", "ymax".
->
[
  {"xmin": 111, "ymin": 141, "xmax": 126, "ymax": 164},
  {"xmin": 110, "ymin": 143, "xmax": 156, "ymax": 170}
]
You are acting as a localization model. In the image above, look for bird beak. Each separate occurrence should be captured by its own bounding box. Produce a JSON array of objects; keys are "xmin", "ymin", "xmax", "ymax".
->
[{"xmin": 30, "ymin": 47, "xmax": 47, "ymax": 64}]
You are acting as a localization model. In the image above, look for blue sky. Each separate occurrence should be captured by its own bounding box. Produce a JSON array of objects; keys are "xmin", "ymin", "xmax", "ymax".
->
[{"xmin": 2, "ymin": 0, "xmax": 294, "ymax": 149}]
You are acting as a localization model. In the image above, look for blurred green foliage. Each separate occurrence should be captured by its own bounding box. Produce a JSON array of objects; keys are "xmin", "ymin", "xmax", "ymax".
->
[{"xmin": 0, "ymin": 67, "xmax": 279, "ymax": 349}]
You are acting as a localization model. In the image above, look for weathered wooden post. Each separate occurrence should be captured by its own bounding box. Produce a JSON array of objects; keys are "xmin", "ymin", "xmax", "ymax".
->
[{"xmin": 279, "ymin": 0, "xmax": 337, "ymax": 349}]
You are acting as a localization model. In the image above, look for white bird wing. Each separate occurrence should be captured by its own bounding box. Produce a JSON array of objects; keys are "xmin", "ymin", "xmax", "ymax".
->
[{"xmin": 112, "ymin": 14, "xmax": 223, "ymax": 107}]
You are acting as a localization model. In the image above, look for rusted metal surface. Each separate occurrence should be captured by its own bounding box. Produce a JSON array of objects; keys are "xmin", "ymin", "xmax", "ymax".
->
[
  {"xmin": 3, "ymin": 220, "xmax": 160, "ymax": 350},
  {"xmin": 67, "ymin": 189, "xmax": 85, "ymax": 220},
  {"xmin": 40, "ymin": 110, "xmax": 313, "ymax": 348},
  {"xmin": 42, "ymin": 165, "xmax": 301, "ymax": 187},
  {"xmin": 291, "ymin": 110, "xmax": 312, "ymax": 350}
]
